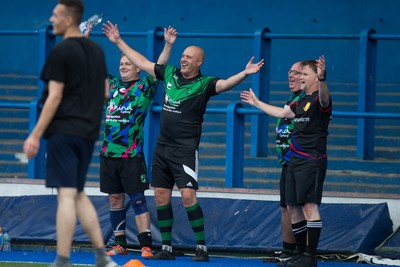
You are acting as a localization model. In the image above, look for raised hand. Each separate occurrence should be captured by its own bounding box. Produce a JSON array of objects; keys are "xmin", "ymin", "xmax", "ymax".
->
[
  {"xmin": 244, "ymin": 57, "xmax": 265, "ymax": 75},
  {"xmin": 164, "ymin": 26, "xmax": 178, "ymax": 45},
  {"xmin": 240, "ymin": 88, "xmax": 259, "ymax": 107},
  {"xmin": 102, "ymin": 20, "xmax": 122, "ymax": 44},
  {"xmin": 316, "ymin": 55, "xmax": 326, "ymax": 80}
]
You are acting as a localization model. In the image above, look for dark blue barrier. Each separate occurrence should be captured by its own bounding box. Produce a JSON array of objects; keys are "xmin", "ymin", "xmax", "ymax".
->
[
  {"xmin": 0, "ymin": 27, "xmax": 399, "ymax": 182},
  {"xmin": 0, "ymin": 195, "xmax": 393, "ymax": 254}
]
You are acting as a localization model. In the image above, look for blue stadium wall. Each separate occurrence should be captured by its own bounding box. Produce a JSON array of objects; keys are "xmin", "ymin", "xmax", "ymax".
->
[{"xmin": 1, "ymin": 0, "xmax": 400, "ymax": 85}]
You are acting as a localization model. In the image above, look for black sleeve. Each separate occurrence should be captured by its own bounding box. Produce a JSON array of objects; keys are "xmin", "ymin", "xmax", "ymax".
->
[
  {"xmin": 208, "ymin": 78, "xmax": 221, "ymax": 96},
  {"xmin": 154, "ymin": 64, "xmax": 166, "ymax": 81}
]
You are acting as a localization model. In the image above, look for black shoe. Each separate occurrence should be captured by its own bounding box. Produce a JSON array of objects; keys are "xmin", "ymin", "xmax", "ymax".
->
[
  {"xmin": 192, "ymin": 249, "xmax": 209, "ymax": 262},
  {"xmin": 286, "ymin": 252, "xmax": 316, "ymax": 267},
  {"xmin": 145, "ymin": 249, "xmax": 175, "ymax": 260},
  {"xmin": 275, "ymin": 251, "xmax": 294, "ymax": 265}
]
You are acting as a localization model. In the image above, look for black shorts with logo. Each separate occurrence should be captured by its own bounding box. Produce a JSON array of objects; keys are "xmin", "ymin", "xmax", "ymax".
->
[
  {"xmin": 151, "ymin": 143, "xmax": 199, "ymax": 190},
  {"xmin": 100, "ymin": 157, "xmax": 149, "ymax": 194}
]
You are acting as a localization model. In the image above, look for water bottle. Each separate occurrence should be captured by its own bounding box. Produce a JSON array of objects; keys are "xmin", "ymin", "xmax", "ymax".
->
[
  {"xmin": 79, "ymin": 13, "xmax": 104, "ymax": 34},
  {"xmin": 2, "ymin": 230, "xmax": 11, "ymax": 252},
  {"xmin": 0, "ymin": 227, "xmax": 3, "ymax": 251}
]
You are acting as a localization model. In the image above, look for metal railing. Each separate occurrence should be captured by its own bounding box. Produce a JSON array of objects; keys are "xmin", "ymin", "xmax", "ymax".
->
[{"xmin": 0, "ymin": 26, "xmax": 399, "ymax": 185}]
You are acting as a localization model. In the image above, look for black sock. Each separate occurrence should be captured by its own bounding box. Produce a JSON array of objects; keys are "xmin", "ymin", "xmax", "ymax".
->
[
  {"xmin": 307, "ymin": 220, "xmax": 322, "ymax": 260},
  {"xmin": 291, "ymin": 220, "xmax": 307, "ymax": 254},
  {"xmin": 137, "ymin": 231, "xmax": 152, "ymax": 248},
  {"xmin": 115, "ymin": 234, "xmax": 127, "ymax": 248},
  {"xmin": 283, "ymin": 241, "xmax": 296, "ymax": 254}
]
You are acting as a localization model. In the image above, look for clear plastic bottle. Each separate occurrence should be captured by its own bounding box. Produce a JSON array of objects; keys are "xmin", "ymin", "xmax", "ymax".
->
[
  {"xmin": 2, "ymin": 230, "xmax": 10, "ymax": 252},
  {"xmin": 79, "ymin": 13, "xmax": 104, "ymax": 34}
]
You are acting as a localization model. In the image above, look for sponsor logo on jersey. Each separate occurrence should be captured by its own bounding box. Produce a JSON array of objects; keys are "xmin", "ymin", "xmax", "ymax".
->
[{"xmin": 166, "ymin": 82, "xmax": 173, "ymax": 90}]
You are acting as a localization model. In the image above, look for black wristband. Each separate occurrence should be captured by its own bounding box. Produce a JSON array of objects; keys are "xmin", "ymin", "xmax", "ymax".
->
[{"xmin": 319, "ymin": 70, "xmax": 327, "ymax": 81}]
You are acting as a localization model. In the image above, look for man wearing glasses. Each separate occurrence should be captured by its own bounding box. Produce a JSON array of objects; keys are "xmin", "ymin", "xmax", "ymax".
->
[
  {"xmin": 272, "ymin": 62, "xmax": 305, "ymax": 265},
  {"xmin": 241, "ymin": 56, "xmax": 331, "ymax": 267}
]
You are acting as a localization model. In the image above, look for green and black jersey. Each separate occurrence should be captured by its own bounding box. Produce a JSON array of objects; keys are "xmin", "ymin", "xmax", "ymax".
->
[
  {"xmin": 275, "ymin": 90, "xmax": 305, "ymax": 165},
  {"xmin": 100, "ymin": 74, "xmax": 158, "ymax": 158},
  {"xmin": 154, "ymin": 64, "xmax": 220, "ymax": 149}
]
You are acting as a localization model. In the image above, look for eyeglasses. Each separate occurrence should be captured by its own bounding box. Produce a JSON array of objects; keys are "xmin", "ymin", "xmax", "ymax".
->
[{"xmin": 288, "ymin": 70, "xmax": 301, "ymax": 75}]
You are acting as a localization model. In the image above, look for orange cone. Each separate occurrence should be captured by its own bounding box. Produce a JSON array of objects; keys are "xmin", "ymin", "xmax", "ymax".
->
[{"xmin": 123, "ymin": 259, "xmax": 145, "ymax": 267}]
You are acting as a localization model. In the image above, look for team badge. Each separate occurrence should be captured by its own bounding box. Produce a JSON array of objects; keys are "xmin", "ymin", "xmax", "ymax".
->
[
  {"xmin": 140, "ymin": 174, "xmax": 147, "ymax": 183},
  {"xmin": 303, "ymin": 102, "xmax": 311, "ymax": 111}
]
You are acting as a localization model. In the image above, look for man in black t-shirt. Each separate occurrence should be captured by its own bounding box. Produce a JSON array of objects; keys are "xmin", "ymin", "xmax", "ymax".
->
[
  {"xmin": 23, "ymin": 1, "xmax": 117, "ymax": 267},
  {"xmin": 102, "ymin": 21, "xmax": 264, "ymax": 262},
  {"xmin": 241, "ymin": 56, "xmax": 331, "ymax": 267}
]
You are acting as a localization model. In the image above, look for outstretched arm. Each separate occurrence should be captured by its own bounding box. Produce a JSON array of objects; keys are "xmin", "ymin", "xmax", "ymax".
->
[
  {"xmin": 316, "ymin": 55, "xmax": 331, "ymax": 108},
  {"xmin": 102, "ymin": 21, "xmax": 156, "ymax": 77},
  {"xmin": 215, "ymin": 57, "xmax": 264, "ymax": 94},
  {"xmin": 157, "ymin": 26, "xmax": 178, "ymax": 65},
  {"xmin": 240, "ymin": 88, "xmax": 294, "ymax": 119}
]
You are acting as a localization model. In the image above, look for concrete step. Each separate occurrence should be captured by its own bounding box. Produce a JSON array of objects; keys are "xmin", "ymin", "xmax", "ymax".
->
[
  {"xmin": 0, "ymin": 118, "xmax": 29, "ymax": 129},
  {"xmin": 0, "ymin": 160, "xmax": 27, "ymax": 176},
  {"xmin": 0, "ymin": 129, "xmax": 29, "ymax": 139},
  {"xmin": 0, "ymin": 73, "xmax": 37, "ymax": 82},
  {"xmin": 0, "ymin": 84, "xmax": 37, "ymax": 97},
  {"xmin": 0, "ymin": 95, "xmax": 35, "ymax": 102},
  {"xmin": 0, "ymin": 108, "xmax": 30, "ymax": 119}
]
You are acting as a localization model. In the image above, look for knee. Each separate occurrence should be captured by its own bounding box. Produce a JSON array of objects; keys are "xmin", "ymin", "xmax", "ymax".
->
[
  {"xmin": 129, "ymin": 193, "xmax": 148, "ymax": 215},
  {"xmin": 288, "ymin": 205, "xmax": 305, "ymax": 222},
  {"xmin": 109, "ymin": 193, "xmax": 125, "ymax": 209},
  {"xmin": 154, "ymin": 189, "xmax": 171, "ymax": 206},
  {"xmin": 180, "ymin": 189, "xmax": 196, "ymax": 207},
  {"xmin": 302, "ymin": 203, "xmax": 319, "ymax": 220}
]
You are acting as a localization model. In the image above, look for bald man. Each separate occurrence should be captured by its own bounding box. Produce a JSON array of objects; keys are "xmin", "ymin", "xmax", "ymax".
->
[{"xmin": 102, "ymin": 21, "xmax": 264, "ymax": 261}]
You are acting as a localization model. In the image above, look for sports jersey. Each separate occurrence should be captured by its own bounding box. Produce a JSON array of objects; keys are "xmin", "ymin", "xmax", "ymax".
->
[
  {"xmin": 100, "ymin": 74, "xmax": 158, "ymax": 158},
  {"xmin": 40, "ymin": 37, "xmax": 107, "ymax": 141},
  {"xmin": 154, "ymin": 64, "xmax": 219, "ymax": 149},
  {"xmin": 275, "ymin": 90, "xmax": 305, "ymax": 165},
  {"xmin": 289, "ymin": 91, "xmax": 332, "ymax": 169}
]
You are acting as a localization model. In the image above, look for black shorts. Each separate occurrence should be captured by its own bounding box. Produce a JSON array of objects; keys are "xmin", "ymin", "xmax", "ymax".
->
[
  {"xmin": 285, "ymin": 165, "xmax": 326, "ymax": 206},
  {"xmin": 45, "ymin": 133, "xmax": 95, "ymax": 192},
  {"xmin": 279, "ymin": 164, "xmax": 288, "ymax": 207},
  {"xmin": 151, "ymin": 143, "xmax": 199, "ymax": 190},
  {"xmin": 100, "ymin": 157, "xmax": 149, "ymax": 194}
]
